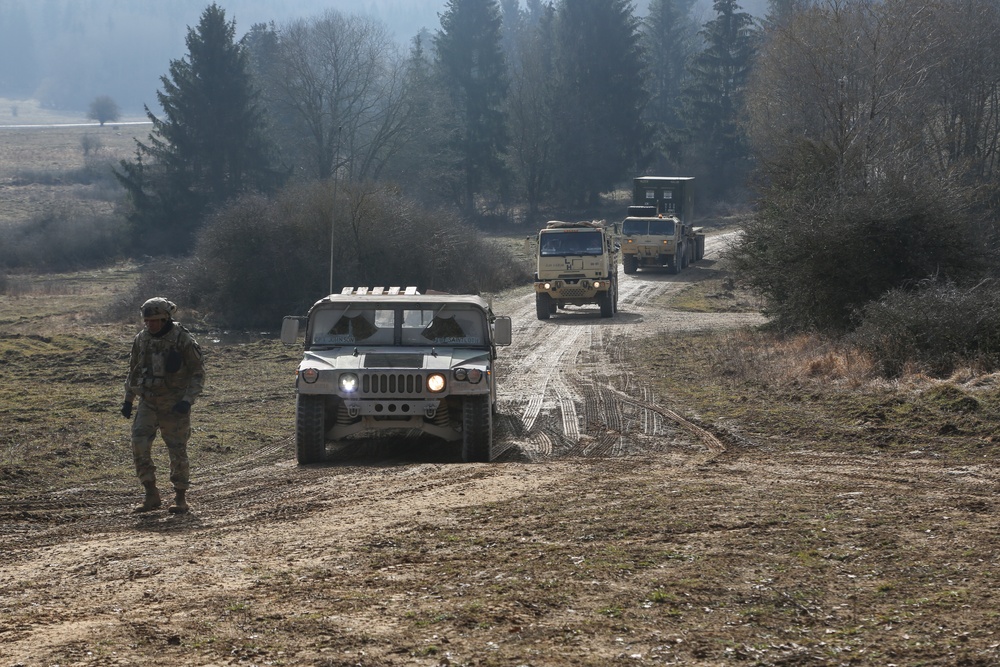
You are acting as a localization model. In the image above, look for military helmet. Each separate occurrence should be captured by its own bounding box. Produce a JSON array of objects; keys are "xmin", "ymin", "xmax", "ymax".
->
[{"xmin": 140, "ymin": 297, "xmax": 177, "ymax": 321}]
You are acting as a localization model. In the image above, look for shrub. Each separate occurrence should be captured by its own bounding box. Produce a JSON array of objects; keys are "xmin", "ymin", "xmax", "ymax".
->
[
  {"xmin": 0, "ymin": 205, "xmax": 129, "ymax": 271},
  {"xmin": 190, "ymin": 181, "xmax": 530, "ymax": 329},
  {"xmin": 850, "ymin": 280, "xmax": 1000, "ymax": 377},
  {"xmin": 730, "ymin": 152, "xmax": 991, "ymax": 333}
]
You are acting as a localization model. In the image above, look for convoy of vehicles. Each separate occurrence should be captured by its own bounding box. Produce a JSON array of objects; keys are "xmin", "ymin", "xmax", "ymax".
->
[
  {"xmin": 281, "ymin": 287, "xmax": 512, "ymax": 464},
  {"xmin": 527, "ymin": 220, "xmax": 620, "ymax": 320},
  {"xmin": 621, "ymin": 176, "xmax": 704, "ymax": 274}
]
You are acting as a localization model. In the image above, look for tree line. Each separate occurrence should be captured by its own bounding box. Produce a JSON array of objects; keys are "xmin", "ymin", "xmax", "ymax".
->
[
  {"xmin": 104, "ymin": 0, "xmax": 1000, "ymax": 373},
  {"xmin": 113, "ymin": 0, "xmax": 758, "ymax": 255}
]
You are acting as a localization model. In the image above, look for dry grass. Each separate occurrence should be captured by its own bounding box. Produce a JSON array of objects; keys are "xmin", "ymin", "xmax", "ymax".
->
[{"xmin": 0, "ymin": 98, "xmax": 148, "ymax": 227}]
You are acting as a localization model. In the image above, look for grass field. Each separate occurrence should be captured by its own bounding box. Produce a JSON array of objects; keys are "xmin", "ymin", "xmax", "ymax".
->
[{"xmin": 0, "ymin": 97, "xmax": 149, "ymax": 227}]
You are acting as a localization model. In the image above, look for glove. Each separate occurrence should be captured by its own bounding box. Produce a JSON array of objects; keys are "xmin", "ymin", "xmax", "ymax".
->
[
  {"xmin": 173, "ymin": 400, "xmax": 192, "ymax": 415},
  {"xmin": 120, "ymin": 401, "xmax": 133, "ymax": 419}
]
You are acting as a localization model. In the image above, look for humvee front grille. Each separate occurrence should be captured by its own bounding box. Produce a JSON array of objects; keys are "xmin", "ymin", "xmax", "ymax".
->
[
  {"xmin": 361, "ymin": 373, "xmax": 424, "ymax": 395},
  {"xmin": 560, "ymin": 288, "xmax": 588, "ymax": 297}
]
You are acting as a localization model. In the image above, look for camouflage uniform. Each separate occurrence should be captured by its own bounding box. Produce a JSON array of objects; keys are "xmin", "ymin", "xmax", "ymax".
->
[{"xmin": 122, "ymin": 298, "xmax": 205, "ymax": 512}]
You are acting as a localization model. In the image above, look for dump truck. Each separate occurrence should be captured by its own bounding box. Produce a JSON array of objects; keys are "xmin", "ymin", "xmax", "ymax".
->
[
  {"xmin": 622, "ymin": 176, "xmax": 705, "ymax": 274},
  {"xmin": 527, "ymin": 220, "xmax": 620, "ymax": 320},
  {"xmin": 280, "ymin": 287, "xmax": 512, "ymax": 464}
]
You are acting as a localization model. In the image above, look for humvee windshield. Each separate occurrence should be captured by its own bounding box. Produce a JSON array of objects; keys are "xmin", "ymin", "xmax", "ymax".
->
[
  {"xmin": 539, "ymin": 230, "xmax": 604, "ymax": 257},
  {"xmin": 310, "ymin": 304, "xmax": 488, "ymax": 347},
  {"xmin": 623, "ymin": 218, "xmax": 675, "ymax": 236}
]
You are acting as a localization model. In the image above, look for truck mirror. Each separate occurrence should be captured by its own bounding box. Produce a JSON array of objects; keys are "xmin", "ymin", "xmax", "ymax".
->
[
  {"xmin": 493, "ymin": 316, "xmax": 512, "ymax": 346},
  {"xmin": 280, "ymin": 316, "xmax": 302, "ymax": 344}
]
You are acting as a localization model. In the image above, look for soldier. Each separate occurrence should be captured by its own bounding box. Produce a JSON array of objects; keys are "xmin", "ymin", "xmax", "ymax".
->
[{"xmin": 120, "ymin": 297, "xmax": 205, "ymax": 514}]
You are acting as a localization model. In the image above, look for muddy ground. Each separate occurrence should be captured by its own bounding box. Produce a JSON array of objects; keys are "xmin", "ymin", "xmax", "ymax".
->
[{"xmin": 3, "ymin": 234, "xmax": 1000, "ymax": 666}]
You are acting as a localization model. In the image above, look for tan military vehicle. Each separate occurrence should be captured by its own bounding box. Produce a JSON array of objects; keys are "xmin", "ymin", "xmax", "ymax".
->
[
  {"xmin": 622, "ymin": 176, "xmax": 705, "ymax": 274},
  {"xmin": 280, "ymin": 287, "xmax": 512, "ymax": 464},
  {"xmin": 527, "ymin": 220, "xmax": 620, "ymax": 320}
]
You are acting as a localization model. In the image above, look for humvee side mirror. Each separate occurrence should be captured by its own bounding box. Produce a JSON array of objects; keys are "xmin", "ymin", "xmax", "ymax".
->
[
  {"xmin": 493, "ymin": 316, "xmax": 512, "ymax": 346},
  {"xmin": 280, "ymin": 316, "xmax": 303, "ymax": 344}
]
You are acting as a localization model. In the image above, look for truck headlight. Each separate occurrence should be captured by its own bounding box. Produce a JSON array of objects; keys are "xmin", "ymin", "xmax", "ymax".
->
[
  {"xmin": 301, "ymin": 368, "xmax": 319, "ymax": 384},
  {"xmin": 339, "ymin": 373, "xmax": 359, "ymax": 393},
  {"xmin": 542, "ymin": 282, "xmax": 552, "ymax": 290},
  {"xmin": 427, "ymin": 373, "xmax": 446, "ymax": 393},
  {"xmin": 593, "ymin": 281, "xmax": 602, "ymax": 289}
]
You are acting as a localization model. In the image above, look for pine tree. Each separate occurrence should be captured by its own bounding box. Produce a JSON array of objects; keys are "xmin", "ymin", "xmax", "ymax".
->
[
  {"xmin": 115, "ymin": 3, "xmax": 279, "ymax": 254},
  {"xmin": 551, "ymin": 0, "xmax": 648, "ymax": 207},
  {"xmin": 684, "ymin": 0, "xmax": 757, "ymax": 196},
  {"xmin": 434, "ymin": 0, "xmax": 509, "ymax": 215},
  {"xmin": 643, "ymin": 0, "xmax": 700, "ymax": 173}
]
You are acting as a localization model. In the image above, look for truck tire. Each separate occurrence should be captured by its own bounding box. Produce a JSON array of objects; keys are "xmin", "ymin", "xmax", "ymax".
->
[
  {"xmin": 623, "ymin": 254, "xmax": 638, "ymax": 274},
  {"xmin": 535, "ymin": 293, "xmax": 552, "ymax": 320},
  {"xmin": 613, "ymin": 279, "xmax": 619, "ymax": 313},
  {"xmin": 696, "ymin": 234, "xmax": 706, "ymax": 261},
  {"xmin": 669, "ymin": 252, "xmax": 680, "ymax": 274},
  {"xmin": 296, "ymin": 394, "xmax": 326, "ymax": 464},
  {"xmin": 599, "ymin": 289, "xmax": 614, "ymax": 318},
  {"xmin": 461, "ymin": 394, "xmax": 492, "ymax": 462}
]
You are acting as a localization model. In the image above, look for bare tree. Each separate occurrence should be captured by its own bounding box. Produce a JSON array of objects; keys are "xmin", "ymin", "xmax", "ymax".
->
[
  {"xmin": 265, "ymin": 10, "xmax": 413, "ymax": 182},
  {"xmin": 746, "ymin": 0, "xmax": 942, "ymax": 192},
  {"xmin": 87, "ymin": 94, "xmax": 120, "ymax": 126},
  {"xmin": 922, "ymin": 0, "xmax": 1000, "ymax": 182}
]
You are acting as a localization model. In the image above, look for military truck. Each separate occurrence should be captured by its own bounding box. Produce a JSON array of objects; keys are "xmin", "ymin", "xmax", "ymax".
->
[
  {"xmin": 280, "ymin": 287, "xmax": 512, "ymax": 464},
  {"xmin": 527, "ymin": 220, "xmax": 620, "ymax": 320},
  {"xmin": 622, "ymin": 176, "xmax": 705, "ymax": 274}
]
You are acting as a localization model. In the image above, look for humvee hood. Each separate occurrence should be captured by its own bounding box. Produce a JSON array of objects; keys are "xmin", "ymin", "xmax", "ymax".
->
[{"xmin": 301, "ymin": 347, "xmax": 490, "ymax": 372}]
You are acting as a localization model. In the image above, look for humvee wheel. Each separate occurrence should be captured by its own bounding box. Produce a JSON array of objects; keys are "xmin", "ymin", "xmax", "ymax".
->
[
  {"xmin": 623, "ymin": 254, "xmax": 638, "ymax": 274},
  {"xmin": 535, "ymin": 293, "xmax": 552, "ymax": 320},
  {"xmin": 296, "ymin": 394, "xmax": 326, "ymax": 464},
  {"xmin": 462, "ymin": 394, "xmax": 492, "ymax": 462}
]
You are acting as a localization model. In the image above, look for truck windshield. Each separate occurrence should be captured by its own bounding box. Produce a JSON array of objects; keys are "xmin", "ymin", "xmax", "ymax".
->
[
  {"xmin": 310, "ymin": 304, "xmax": 487, "ymax": 347},
  {"xmin": 539, "ymin": 230, "xmax": 604, "ymax": 256},
  {"xmin": 623, "ymin": 218, "xmax": 674, "ymax": 236}
]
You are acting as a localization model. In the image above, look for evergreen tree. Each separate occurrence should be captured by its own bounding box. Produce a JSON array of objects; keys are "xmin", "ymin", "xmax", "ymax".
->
[
  {"xmin": 551, "ymin": 0, "xmax": 648, "ymax": 207},
  {"xmin": 114, "ymin": 3, "xmax": 279, "ymax": 255},
  {"xmin": 505, "ymin": 3, "xmax": 558, "ymax": 218},
  {"xmin": 684, "ymin": 0, "xmax": 757, "ymax": 196},
  {"xmin": 434, "ymin": 0, "xmax": 509, "ymax": 215},
  {"xmin": 643, "ymin": 0, "xmax": 700, "ymax": 173}
]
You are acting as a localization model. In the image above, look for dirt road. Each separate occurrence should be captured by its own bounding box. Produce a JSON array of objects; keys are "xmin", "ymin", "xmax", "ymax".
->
[{"xmin": 4, "ymin": 235, "xmax": 1000, "ymax": 666}]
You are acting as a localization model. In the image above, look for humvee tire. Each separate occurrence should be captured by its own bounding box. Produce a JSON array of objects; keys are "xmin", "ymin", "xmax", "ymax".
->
[
  {"xmin": 461, "ymin": 394, "xmax": 492, "ymax": 462},
  {"xmin": 296, "ymin": 394, "xmax": 326, "ymax": 464}
]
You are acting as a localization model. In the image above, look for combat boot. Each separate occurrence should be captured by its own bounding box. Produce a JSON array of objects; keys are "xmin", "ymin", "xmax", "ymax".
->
[
  {"xmin": 168, "ymin": 488, "xmax": 189, "ymax": 514},
  {"xmin": 133, "ymin": 483, "xmax": 162, "ymax": 513}
]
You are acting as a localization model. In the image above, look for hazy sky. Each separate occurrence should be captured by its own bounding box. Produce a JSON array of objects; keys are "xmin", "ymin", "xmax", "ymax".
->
[{"xmin": 0, "ymin": 0, "xmax": 766, "ymax": 115}]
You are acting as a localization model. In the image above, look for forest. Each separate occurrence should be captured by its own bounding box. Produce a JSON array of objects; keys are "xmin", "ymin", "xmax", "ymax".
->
[{"xmin": 2, "ymin": 0, "xmax": 1000, "ymax": 372}]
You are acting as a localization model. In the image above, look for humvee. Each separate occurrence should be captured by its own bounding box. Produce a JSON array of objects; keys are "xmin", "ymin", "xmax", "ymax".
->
[{"xmin": 280, "ymin": 287, "xmax": 512, "ymax": 464}]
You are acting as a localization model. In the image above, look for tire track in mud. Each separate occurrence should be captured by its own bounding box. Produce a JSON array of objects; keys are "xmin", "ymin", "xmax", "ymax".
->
[{"xmin": 493, "ymin": 232, "xmax": 744, "ymax": 462}]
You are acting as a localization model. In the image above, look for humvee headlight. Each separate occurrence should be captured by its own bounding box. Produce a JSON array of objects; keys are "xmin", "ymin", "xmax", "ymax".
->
[
  {"xmin": 427, "ymin": 373, "xmax": 446, "ymax": 393},
  {"xmin": 339, "ymin": 373, "xmax": 359, "ymax": 393},
  {"xmin": 454, "ymin": 368, "xmax": 468, "ymax": 381},
  {"xmin": 466, "ymin": 369, "xmax": 483, "ymax": 383},
  {"xmin": 301, "ymin": 368, "xmax": 319, "ymax": 384}
]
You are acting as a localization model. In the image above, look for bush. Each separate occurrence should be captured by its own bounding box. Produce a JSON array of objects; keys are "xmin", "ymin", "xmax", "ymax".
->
[
  {"xmin": 0, "ymin": 205, "xmax": 129, "ymax": 271},
  {"xmin": 101, "ymin": 257, "xmax": 204, "ymax": 325},
  {"xmin": 729, "ymin": 171, "xmax": 990, "ymax": 333},
  {"xmin": 190, "ymin": 181, "xmax": 530, "ymax": 329},
  {"xmin": 850, "ymin": 280, "xmax": 1000, "ymax": 377}
]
